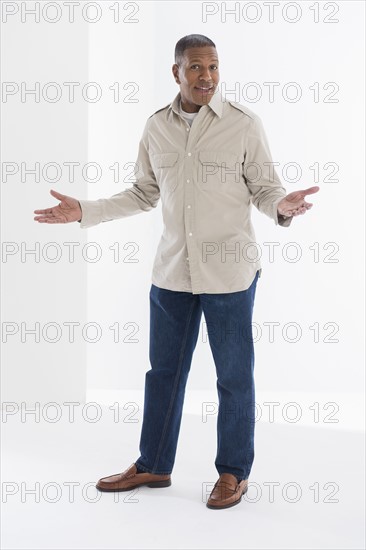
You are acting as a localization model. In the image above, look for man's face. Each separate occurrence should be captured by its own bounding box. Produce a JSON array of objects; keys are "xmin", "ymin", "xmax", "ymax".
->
[{"xmin": 172, "ymin": 46, "xmax": 220, "ymax": 112}]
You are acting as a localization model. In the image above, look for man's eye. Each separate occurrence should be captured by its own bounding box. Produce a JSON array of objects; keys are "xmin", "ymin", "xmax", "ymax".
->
[{"xmin": 190, "ymin": 64, "xmax": 218, "ymax": 70}]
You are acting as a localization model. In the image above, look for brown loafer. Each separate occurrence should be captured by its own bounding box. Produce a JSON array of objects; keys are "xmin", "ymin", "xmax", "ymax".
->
[
  {"xmin": 96, "ymin": 463, "xmax": 171, "ymax": 492},
  {"xmin": 206, "ymin": 473, "xmax": 248, "ymax": 509}
]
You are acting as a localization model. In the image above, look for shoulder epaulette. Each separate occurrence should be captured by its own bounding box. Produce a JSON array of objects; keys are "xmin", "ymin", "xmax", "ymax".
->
[
  {"xmin": 148, "ymin": 103, "xmax": 171, "ymax": 119},
  {"xmin": 227, "ymin": 100, "xmax": 256, "ymax": 120}
]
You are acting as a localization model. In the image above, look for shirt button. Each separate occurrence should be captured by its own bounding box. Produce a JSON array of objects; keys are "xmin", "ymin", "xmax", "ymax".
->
[
  {"xmin": 188, "ymin": 152, "xmax": 192, "ymax": 156},
  {"xmin": 186, "ymin": 179, "xmax": 190, "ymax": 183},
  {"xmin": 187, "ymin": 205, "xmax": 191, "ymax": 208},
  {"xmin": 186, "ymin": 257, "xmax": 189, "ymax": 261},
  {"xmin": 189, "ymin": 232, "xmax": 193, "ymax": 236},
  {"xmin": 186, "ymin": 127, "xmax": 190, "ymax": 132}
]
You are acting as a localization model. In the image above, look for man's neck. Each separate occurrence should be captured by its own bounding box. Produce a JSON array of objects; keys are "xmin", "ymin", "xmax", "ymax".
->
[{"xmin": 180, "ymin": 98, "xmax": 201, "ymax": 114}]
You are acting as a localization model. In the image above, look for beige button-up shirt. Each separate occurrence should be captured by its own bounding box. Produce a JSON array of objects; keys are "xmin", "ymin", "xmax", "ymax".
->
[{"xmin": 78, "ymin": 89, "xmax": 292, "ymax": 294}]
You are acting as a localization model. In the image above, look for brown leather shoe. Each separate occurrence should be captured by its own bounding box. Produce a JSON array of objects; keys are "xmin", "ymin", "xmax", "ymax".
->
[
  {"xmin": 96, "ymin": 463, "xmax": 171, "ymax": 492},
  {"xmin": 206, "ymin": 473, "xmax": 248, "ymax": 509}
]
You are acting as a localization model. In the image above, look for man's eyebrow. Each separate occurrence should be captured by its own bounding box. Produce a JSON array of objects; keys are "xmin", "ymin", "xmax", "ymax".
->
[{"xmin": 188, "ymin": 58, "xmax": 219, "ymax": 63}]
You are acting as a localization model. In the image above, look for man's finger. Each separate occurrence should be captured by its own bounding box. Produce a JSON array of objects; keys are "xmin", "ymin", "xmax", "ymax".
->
[
  {"xmin": 50, "ymin": 189, "xmax": 66, "ymax": 200},
  {"xmin": 302, "ymin": 186, "xmax": 320, "ymax": 196},
  {"xmin": 35, "ymin": 217, "xmax": 62, "ymax": 223},
  {"xmin": 34, "ymin": 214, "xmax": 53, "ymax": 220},
  {"xmin": 33, "ymin": 207, "xmax": 55, "ymax": 214},
  {"xmin": 34, "ymin": 208, "xmax": 54, "ymax": 214}
]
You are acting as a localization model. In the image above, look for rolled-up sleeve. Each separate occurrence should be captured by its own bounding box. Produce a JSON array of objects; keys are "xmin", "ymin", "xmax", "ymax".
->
[
  {"xmin": 244, "ymin": 115, "xmax": 292, "ymax": 227},
  {"xmin": 79, "ymin": 120, "xmax": 160, "ymax": 229}
]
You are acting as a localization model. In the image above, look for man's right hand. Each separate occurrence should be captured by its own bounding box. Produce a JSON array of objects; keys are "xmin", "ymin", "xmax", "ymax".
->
[{"xmin": 34, "ymin": 189, "xmax": 82, "ymax": 224}]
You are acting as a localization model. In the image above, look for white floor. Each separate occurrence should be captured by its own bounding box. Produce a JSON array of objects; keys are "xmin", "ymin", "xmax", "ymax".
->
[{"xmin": 1, "ymin": 402, "xmax": 365, "ymax": 550}]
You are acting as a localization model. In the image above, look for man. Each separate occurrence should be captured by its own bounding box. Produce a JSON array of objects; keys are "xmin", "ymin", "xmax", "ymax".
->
[{"xmin": 34, "ymin": 34, "xmax": 319, "ymax": 509}]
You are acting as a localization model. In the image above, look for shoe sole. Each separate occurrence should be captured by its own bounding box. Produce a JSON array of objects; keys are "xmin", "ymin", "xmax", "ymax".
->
[{"xmin": 96, "ymin": 479, "xmax": 172, "ymax": 492}]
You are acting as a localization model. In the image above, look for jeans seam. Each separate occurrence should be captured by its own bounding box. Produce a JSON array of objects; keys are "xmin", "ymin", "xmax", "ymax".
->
[{"xmin": 152, "ymin": 298, "xmax": 197, "ymax": 473}]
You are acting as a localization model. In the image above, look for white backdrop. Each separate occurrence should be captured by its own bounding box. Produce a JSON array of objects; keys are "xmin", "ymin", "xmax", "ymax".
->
[
  {"xmin": 1, "ymin": 1, "xmax": 365, "ymax": 415},
  {"xmin": 84, "ymin": 1, "xmax": 365, "ymax": 415},
  {"xmin": 1, "ymin": 3, "xmax": 365, "ymax": 550},
  {"xmin": 1, "ymin": 7, "xmax": 89, "ymax": 404}
]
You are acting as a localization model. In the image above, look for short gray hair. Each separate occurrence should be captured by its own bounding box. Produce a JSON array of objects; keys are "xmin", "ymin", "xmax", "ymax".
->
[{"xmin": 174, "ymin": 34, "xmax": 216, "ymax": 65}]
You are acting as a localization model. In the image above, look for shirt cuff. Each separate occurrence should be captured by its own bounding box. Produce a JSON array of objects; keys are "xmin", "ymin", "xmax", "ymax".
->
[{"xmin": 77, "ymin": 199, "xmax": 103, "ymax": 229}]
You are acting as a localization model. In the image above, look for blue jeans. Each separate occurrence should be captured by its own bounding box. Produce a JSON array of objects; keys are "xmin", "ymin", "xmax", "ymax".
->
[{"xmin": 135, "ymin": 270, "xmax": 260, "ymax": 481}]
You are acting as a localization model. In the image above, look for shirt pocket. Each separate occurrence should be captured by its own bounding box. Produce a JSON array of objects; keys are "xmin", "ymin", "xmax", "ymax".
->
[
  {"xmin": 198, "ymin": 151, "xmax": 242, "ymax": 190},
  {"xmin": 152, "ymin": 152, "xmax": 180, "ymax": 193}
]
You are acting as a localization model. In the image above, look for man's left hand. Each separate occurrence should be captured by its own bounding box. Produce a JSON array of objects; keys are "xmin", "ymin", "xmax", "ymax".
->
[{"xmin": 277, "ymin": 186, "xmax": 320, "ymax": 218}]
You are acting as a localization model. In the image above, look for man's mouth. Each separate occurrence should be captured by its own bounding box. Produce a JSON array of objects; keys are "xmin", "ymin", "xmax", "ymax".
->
[{"xmin": 194, "ymin": 86, "xmax": 214, "ymax": 92}]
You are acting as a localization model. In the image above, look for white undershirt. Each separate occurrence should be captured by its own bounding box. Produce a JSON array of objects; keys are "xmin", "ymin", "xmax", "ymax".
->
[{"xmin": 179, "ymin": 100, "xmax": 199, "ymax": 127}]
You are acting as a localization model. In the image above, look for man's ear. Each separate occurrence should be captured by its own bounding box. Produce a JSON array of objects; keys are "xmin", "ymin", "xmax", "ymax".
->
[{"xmin": 172, "ymin": 64, "xmax": 181, "ymax": 84}]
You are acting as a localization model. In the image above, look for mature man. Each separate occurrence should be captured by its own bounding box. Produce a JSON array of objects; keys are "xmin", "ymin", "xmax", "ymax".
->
[{"xmin": 34, "ymin": 34, "xmax": 319, "ymax": 509}]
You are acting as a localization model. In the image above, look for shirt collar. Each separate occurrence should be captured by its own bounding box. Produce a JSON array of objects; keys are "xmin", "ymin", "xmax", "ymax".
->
[{"xmin": 169, "ymin": 87, "xmax": 224, "ymax": 119}]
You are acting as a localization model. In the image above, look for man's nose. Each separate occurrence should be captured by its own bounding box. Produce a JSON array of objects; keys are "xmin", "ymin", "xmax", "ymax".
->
[{"xmin": 199, "ymin": 67, "xmax": 212, "ymax": 81}]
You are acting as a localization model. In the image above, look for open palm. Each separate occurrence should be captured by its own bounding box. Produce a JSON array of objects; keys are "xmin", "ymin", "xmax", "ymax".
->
[
  {"xmin": 277, "ymin": 186, "xmax": 320, "ymax": 218},
  {"xmin": 34, "ymin": 189, "xmax": 82, "ymax": 224}
]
